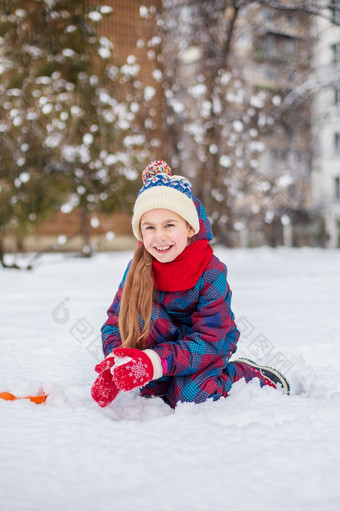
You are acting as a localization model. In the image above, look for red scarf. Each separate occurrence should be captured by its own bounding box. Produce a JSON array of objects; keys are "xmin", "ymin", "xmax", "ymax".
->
[{"xmin": 152, "ymin": 239, "xmax": 213, "ymax": 292}]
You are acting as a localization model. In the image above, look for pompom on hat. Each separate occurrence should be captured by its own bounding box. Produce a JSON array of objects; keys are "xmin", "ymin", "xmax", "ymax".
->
[{"xmin": 132, "ymin": 160, "xmax": 200, "ymax": 240}]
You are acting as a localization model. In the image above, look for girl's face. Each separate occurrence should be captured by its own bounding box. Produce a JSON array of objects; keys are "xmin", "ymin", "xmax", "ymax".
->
[{"xmin": 141, "ymin": 209, "xmax": 195, "ymax": 263}]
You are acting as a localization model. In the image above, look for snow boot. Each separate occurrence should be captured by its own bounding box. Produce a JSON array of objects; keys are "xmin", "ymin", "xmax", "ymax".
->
[{"xmin": 233, "ymin": 358, "xmax": 290, "ymax": 394}]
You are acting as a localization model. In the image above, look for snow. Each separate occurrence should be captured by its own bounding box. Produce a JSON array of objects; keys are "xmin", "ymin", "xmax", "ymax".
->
[
  {"xmin": 188, "ymin": 83, "xmax": 207, "ymax": 98},
  {"xmin": 1, "ymin": 247, "xmax": 340, "ymax": 511},
  {"xmin": 220, "ymin": 154, "xmax": 231, "ymax": 167}
]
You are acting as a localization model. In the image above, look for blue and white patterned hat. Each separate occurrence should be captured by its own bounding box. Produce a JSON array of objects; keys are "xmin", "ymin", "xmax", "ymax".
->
[{"xmin": 132, "ymin": 160, "xmax": 200, "ymax": 240}]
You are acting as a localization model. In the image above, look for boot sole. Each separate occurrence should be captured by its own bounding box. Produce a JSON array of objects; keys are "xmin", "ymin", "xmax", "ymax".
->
[{"xmin": 234, "ymin": 358, "xmax": 290, "ymax": 394}]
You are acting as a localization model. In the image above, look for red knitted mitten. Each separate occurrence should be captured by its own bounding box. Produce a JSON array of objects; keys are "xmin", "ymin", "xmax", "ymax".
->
[
  {"xmin": 112, "ymin": 348, "xmax": 157, "ymax": 391},
  {"xmin": 91, "ymin": 356, "xmax": 119, "ymax": 407},
  {"xmin": 94, "ymin": 355, "xmax": 115, "ymax": 374}
]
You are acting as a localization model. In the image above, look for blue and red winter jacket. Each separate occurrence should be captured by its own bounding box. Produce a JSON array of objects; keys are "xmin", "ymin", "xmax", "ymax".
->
[{"xmin": 101, "ymin": 198, "xmax": 240, "ymax": 407}]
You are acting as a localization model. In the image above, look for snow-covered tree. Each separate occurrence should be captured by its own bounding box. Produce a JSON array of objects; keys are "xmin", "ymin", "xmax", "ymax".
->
[
  {"xmin": 154, "ymin": 0, "xmax": 340, "ymax": 246},
  {"xmin": 0, "ymin": 0, "xmax": 150, "ymax": 263}
]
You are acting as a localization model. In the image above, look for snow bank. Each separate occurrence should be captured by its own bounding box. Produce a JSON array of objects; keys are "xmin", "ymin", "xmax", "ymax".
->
[{"xmin": 1, "ymin": 248, "xmax": 339, "ymax": 511}]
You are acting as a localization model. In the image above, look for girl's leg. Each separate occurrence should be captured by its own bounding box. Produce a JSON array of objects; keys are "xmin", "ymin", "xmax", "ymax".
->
[
  {"xmin": 162, "ymin": 360, "xmax": 289, "ymax": 408},
  {"xmin": 164, "ymin": 371, "xmax": 232, "ymax": 408},
  {"xmin": 141, "ymin": 306, "xmax": 289, "ymax": 406},
  {"xmin": 224, "ymin": 360, "xmax": 268, "ymax": 384}
]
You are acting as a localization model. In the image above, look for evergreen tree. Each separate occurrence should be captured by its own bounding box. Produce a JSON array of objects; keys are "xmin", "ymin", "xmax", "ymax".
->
[{"xmin": 0, "ymin": 0, "xmax": 148, "ymax": 264}]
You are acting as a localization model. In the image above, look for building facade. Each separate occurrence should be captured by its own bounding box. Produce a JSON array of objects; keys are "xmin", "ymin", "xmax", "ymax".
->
[
  {"xmin": 311, "ymin": 1, "xmax": 340, "ymax": 247},
  {"xmin": 234, "ymin": 4, "xmax": 313, "ymax": 246}
]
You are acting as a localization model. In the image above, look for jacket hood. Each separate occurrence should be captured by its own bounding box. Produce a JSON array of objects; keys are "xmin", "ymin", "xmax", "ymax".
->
[{"xmin": 192, "ymin": 196, "xmax": 213, "ymax": 242}]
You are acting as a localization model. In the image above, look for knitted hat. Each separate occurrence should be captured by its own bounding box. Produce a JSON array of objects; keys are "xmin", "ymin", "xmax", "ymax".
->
[{"xmin": 132, "ymin": 160, "xmax": 200, "ymax": 240}]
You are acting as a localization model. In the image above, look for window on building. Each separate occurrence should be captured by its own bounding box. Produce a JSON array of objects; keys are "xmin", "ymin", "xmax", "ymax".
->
[
  {"xmin": 335, "ymin": 87, "xmax": 340, "ymax": 106},
  {"xmin": 330, "ymin": 0, "xmax": 340, "ymax": 24},
  {"xmin": 235, "ymin": 33, "xmax": 252, "ymax": 51},
  {"xmin": 261, "ymin": 7, "xmax": 276, "ymax": 24},
  {"xmin": 261, "ymin": 63, "xmax": 278, "ymax": 80},
  {"xmin": 258, "ymin": 33, "xmax": 297, "ymax": 62},
  {"xmin": 284, "ymin": 39, "xmax": 295, "ymax": 55},
  {"xmin": 286, "ymin": 14, "xmax": 295, "ymax": 28},
  {"xmin": 271, "ymin": 148, "xmax": 288, "ymax": 161},
  {"xmin": 335, "ymin": 176, "xmax": 340, "ymax": 200},
  {"xmin": 335, "ymin": 133, "xmax": 340, "ymax": 154},
  {"xmin": 331, "ymin": 42, "xmax": 340, "ymax": 63}
]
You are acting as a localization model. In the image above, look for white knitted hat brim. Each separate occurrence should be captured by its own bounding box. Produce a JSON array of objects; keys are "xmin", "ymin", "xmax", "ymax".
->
[{"xmin": 132, "ymin": 186, "xmax": 200, "ymax": 240}]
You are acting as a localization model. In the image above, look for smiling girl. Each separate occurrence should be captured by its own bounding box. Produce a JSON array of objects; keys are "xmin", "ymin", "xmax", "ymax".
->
[
  {"xmin": 141, "ymin": 209, "xmax": 194, "ymax": 262},
  {"xmin": 91, "ymin": 160, "xmax": 289, "ymax": 408}
]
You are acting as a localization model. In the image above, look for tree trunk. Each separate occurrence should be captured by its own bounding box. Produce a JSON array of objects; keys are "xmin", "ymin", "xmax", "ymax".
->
[{"xmin": 80, "ymin": 206, "xmax": 92, "ymax": 257}]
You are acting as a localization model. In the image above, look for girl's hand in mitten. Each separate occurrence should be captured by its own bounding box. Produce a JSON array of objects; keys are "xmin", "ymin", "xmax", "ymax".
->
[
  {"xmin": 112, "ymin": 347, "xmax": 163, "ymax": 391},
  {"xmin": 94, "ymin": 354, "xmax": 115, "ymax": 373},
  {"xmin": 91, "ymin": 355, "xmax": 119, "ymax": 407}
]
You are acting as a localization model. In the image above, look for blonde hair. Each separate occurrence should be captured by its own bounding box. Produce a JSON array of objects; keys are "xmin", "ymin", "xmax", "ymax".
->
[{"xmin": 119, "ymin": 243, "xmax": 153, "ymax": 349}]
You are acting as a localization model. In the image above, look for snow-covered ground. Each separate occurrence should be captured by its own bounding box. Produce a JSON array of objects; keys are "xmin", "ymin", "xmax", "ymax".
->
[{"xmin": 1, "ymin": 247, "xmax": 339, "ymax": 511}]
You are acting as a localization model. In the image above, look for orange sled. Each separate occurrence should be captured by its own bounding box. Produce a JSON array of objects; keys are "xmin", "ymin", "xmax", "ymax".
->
[{"xmin": 0, "ymin": 392, "xmax": 48, "ymax": 404}]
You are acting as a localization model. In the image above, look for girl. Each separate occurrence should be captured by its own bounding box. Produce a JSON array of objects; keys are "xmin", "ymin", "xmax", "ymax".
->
[{"xmin": 91, "ymin": 160, "xmax": 289, "ymax": 409}]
